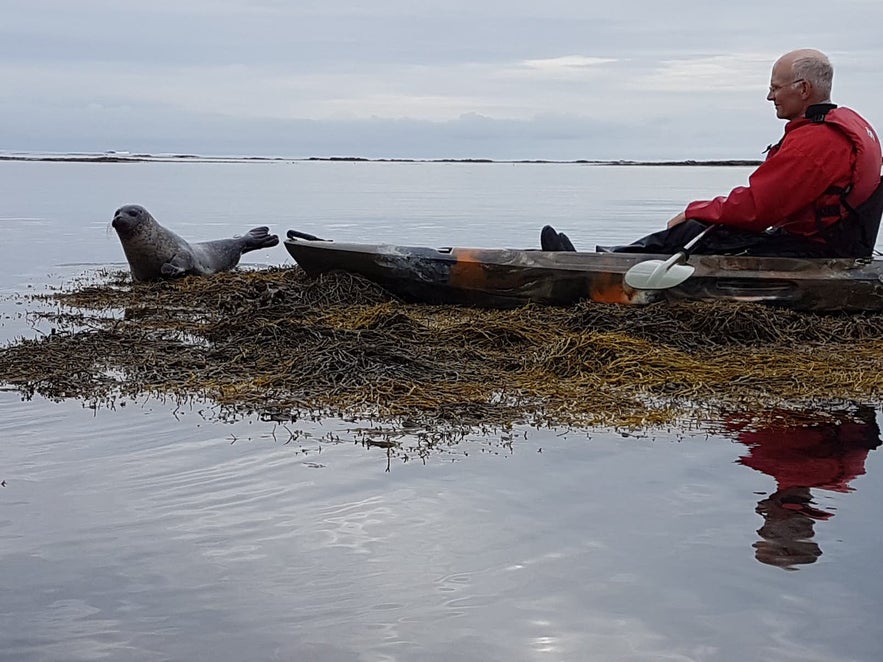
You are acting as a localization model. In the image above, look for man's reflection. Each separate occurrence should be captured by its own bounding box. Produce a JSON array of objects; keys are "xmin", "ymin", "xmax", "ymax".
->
[{"xmin": 726, "ymin": 405, "xmax": 880, "ymax": 570}]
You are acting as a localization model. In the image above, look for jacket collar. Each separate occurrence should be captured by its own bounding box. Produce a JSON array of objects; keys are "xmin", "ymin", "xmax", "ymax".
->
[{"xmin": 805, "ymin": 103, "xmax": 838, "ymax": 123}]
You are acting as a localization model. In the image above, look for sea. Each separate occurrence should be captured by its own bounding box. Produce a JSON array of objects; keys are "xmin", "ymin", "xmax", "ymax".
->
[{"xmin": 1, "ymin": 157, "xmax": 882, "ymax": 661}]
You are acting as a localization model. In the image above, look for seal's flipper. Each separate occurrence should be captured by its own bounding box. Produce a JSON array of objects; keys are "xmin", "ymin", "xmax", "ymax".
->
[
  {"xmin": 160, "ymin": 262, "xmax": 188, "ymax": 277},
  {"xmin": 241, "ymin": 227, "xmax": 280, "ymax": 253},
  {"xmin": 287, "ymin": 229, "xmax": 329, "ymax": 242},
  {"xmin": 160, "ymin": 251, "xmax": 196, "ymax": 277}
]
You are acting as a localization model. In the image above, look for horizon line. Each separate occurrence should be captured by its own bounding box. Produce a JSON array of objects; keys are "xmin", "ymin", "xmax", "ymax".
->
[{"xmin": 0, "ymin": 151, "xmax": 762, "ymax": 167}]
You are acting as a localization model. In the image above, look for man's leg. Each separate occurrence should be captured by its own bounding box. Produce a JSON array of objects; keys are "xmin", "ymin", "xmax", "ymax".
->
[
  {"xmin": 543, "ymin": 221, "xmax": 828, "ymax": 256},
  {"xmin": 600, "ymin": 220, "xmax": 710, "ymax": 253}
]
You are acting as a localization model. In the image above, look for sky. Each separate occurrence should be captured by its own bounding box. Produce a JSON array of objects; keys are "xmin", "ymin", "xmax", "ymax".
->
[{"xmin": 2, "ymin": 0, "xmax": 882, "ymax": 160}]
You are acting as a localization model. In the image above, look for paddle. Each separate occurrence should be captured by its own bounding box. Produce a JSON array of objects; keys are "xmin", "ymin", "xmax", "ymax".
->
[
  {"xmin": 287, "ymin": 229, "xmax": 329, "ymax": 241},
  {"xmin": 623, "ymin": 225, "xmax": 713, "ymax": 290}
]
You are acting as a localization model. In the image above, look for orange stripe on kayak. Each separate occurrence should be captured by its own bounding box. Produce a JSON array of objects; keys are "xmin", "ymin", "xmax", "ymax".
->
[
  {"xmin": 449, "ymin": 249, "xmax": 490, "ymax": 289},
  {"xmin": 589, "ymin": 272, "xmax": 636, "ymax": 304}
]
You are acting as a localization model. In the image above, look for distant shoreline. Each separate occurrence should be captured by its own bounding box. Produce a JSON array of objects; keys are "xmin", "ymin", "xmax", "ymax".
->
[{"xmin": 0, "ymin": 153, "xmax": 762, "ymax": 167}]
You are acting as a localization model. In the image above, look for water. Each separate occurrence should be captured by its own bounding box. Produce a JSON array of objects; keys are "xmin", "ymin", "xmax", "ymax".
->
[{"xmin": 1, "ymin": 160, "xmax": 882, "ymax": 661}]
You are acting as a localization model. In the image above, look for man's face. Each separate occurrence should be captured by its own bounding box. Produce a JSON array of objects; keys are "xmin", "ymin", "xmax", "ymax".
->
[{"xmin": 766, "ymin": 61, "xmax": 808, "ymax": 121}]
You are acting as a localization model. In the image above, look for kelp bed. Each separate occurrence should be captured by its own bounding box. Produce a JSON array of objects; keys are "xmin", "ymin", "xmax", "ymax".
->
[{"xmin": 2, "ymin": 266, "xmax": 883, "ymax": 431}]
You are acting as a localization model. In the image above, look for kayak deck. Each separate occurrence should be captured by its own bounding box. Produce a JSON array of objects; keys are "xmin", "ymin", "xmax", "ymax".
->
[{"xmin": 283, "ymin": 237, "xmax": 883, "ymax": 312}]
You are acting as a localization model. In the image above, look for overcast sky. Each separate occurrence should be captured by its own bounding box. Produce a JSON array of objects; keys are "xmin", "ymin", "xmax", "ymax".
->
[{"xmin": 2, "ymin": 0, "xmax": 882, "ymax": 160}]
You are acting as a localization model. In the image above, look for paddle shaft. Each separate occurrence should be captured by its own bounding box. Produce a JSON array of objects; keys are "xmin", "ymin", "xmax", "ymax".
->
[
  {"xmin": 623, "ymin": 224, "xmax": 715, "ymax": 290},
  {"xmin": 680, "ymin": 224, "xmax": 714, "ymax": 254}
]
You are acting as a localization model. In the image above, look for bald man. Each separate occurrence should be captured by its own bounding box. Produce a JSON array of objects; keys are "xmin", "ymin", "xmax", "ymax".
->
[{"xmin": 543, "ymin": 49, "xmax": 883, "ymax": 258}]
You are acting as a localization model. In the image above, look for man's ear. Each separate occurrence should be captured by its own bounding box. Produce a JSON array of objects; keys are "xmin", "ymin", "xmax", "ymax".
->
[{"xmin": 799, "ymin": 80, "xmax": 812, "ymax": 99}]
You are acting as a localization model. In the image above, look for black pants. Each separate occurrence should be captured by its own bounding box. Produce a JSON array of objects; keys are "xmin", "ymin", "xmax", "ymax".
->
[{"xmin": 601, "ymin": 220, "xmax": 832, "ymax": 258}]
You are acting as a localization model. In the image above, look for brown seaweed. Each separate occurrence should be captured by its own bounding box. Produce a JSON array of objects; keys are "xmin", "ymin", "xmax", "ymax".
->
[{"xmin": 2, "ymin": 266, "xmax": 882, "ymax": 430}]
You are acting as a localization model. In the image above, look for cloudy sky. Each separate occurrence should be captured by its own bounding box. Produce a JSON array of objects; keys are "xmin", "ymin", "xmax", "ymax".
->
[{"xmin": 2, "ymin": 0, "xmax": 882, "ymax": 160}]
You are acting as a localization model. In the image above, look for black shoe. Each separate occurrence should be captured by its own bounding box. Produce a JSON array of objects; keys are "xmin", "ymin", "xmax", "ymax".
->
[
  {"xmin": 540, "ymin": 225, "xmax": 577, "ymax": 251},
  {"xmin": 540, "ymin": 225, "xmax": 560, "ymax": 250},
  {"xmin": 558, "ymin": 232, "xmax": 576, "ymax": 252}
]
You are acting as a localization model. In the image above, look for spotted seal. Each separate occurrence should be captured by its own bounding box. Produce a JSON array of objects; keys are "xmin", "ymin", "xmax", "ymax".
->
[{"xmin": 111, "ymin": 204, "xmax": 279, "ymax": 281}]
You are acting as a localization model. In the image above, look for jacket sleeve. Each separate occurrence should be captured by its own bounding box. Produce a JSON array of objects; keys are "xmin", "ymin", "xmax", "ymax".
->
[{"xmin": 684, "ymin": 127, "xmax": 853, "ymax": 233}]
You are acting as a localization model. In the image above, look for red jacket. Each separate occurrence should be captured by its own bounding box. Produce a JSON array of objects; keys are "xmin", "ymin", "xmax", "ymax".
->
[
  {"xmin": 736, "ymin": 422, "xmax": 874, "ymax": 493},
  {"xmin": 685, "ymin": 105, "xmax": 883, "ymax": 238}
]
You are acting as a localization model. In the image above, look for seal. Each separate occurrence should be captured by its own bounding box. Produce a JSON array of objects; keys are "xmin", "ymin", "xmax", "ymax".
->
[{"xmin": 111, "ymin": 204, "xmax": 279, "ymax": 281}]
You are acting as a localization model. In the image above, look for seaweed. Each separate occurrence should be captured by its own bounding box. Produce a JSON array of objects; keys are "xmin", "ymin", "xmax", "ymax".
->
[{"xmin": 2, "ymin": 266, "xmax": 882, "ymax": 430}]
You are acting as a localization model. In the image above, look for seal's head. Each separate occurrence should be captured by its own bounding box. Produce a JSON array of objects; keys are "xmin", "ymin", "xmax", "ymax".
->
[
  {"xmin": 112, "ymin": 204, "xmax": 154, "ymax": 237},
  {"xmin": 111, "ymin": 204, "xmax": 177, "ymax": 281}
]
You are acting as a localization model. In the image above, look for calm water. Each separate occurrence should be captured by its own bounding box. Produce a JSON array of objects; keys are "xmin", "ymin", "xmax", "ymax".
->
[{"xmin": 1, "ymin": 161, "xmax": 882, "ymax": 661}]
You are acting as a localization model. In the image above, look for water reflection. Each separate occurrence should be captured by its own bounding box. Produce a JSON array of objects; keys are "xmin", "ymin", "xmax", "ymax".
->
[{"xmin": 727, "ymin": 405, "xmax": 881, "ymax": 570}]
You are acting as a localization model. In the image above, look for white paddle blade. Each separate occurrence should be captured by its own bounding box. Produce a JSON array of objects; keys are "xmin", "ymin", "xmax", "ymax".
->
[{"xmin": 624, "ymin": 259, "xmax": 696, "ymax": 290}]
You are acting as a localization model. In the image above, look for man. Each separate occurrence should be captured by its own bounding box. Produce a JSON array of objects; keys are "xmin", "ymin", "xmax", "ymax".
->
[{"xmin": 542, "ymin": 49, "xmax": 883, "ymax": 258}]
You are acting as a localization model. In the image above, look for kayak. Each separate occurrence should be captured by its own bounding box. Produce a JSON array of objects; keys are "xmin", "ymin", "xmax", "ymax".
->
[{"xmin": 283, "ymin": 234, "xmax": 883, "ymax": 312}]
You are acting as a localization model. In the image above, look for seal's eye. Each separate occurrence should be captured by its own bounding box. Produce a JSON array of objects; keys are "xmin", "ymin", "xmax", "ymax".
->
[
  {"xmin": 126, "ymin": 209, "xmax": 139, "ymax": 217},
  {"xmin": 114, "ymin": 208, "xmax": 121, "ymax": 215}
]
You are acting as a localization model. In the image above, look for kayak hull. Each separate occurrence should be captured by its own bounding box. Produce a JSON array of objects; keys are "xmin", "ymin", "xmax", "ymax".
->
[{"xmin": 283, "ymin": 238, "xmax": 883, "ymax": 312}]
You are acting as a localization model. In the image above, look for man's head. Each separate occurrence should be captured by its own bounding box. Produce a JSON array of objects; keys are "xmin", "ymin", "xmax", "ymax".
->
[{"xmin": 767, "ymin": 48, "xmax": 833, "ymax": 121}]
